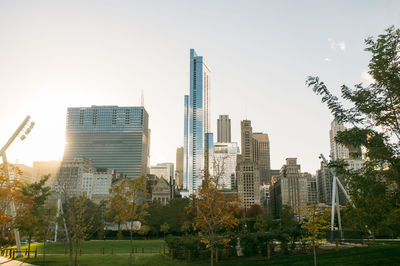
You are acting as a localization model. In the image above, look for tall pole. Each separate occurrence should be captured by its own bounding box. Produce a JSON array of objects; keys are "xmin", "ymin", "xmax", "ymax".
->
[
  {"xmin": 2, "ymin": 152, "xmax": 23, "ymax": 257},
  {"xmin": 0, "ymin": 116, "xmax": 33, "ymax": 257}
]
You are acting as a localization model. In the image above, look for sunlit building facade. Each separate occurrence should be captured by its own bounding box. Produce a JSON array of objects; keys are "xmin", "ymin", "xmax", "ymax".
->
[{"xmin": 63, "ymin": 105, "xmax": 150, "ymax": 179}]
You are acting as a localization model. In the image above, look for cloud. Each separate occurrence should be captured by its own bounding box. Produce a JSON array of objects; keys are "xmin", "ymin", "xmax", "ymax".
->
[
  {"xmin": 324, "ymin": 57, "xmax": 331, "ymax": 62},
  {"xmin": 328, "ymin": 38, "xmax": 346, "ymax": 51},
  {"xmin": 361, "ymin": 70, "xmax": 375, "ymax": 84}
]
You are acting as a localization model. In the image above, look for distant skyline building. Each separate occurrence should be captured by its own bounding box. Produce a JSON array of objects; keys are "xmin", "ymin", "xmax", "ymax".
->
[
  {"xmin": 175, "ymin": 147, "xmax": 184, "ymax": 189},
  {"xmin": 213, "ymin": 142, "xmax": 239, "ymax": 189},
  {"xmin": 237, "ymin": 120, "xmax": 260, "ymax": 209},
  {"xmin": 270, "ymin": 158, "xmax": 307, "ymax": 216},
  {"xmin": 252, "ymin": 132, "xmax": 271, "ymax": 184},
  {"xmin": 63, "ymin": 105, "xmax": 150, "ymax": 178},
  {"xmin": 217, "ymin": 115, "xmax": 231, "ymax": 143},
  {"xmin": 183, "ymin": 49, "xmax": 211, "ymax": 194}
]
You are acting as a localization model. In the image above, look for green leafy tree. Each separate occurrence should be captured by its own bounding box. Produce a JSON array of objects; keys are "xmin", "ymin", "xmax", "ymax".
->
[
  {"xmin": 63, "ymin": 196, "xmax": 93, "ymax": 266},
  {"xmin": 107, "ymin": 177, "xmax": 149, "ymax": 266},
  {"xmin": 160, "ymin": 222, "xmax": 170, "ymax": 239},
  {"xmin": 300, "ymin": 204, "xmax": 330, "ymax": 266},
  {"xmin": 274, "ymin": 205, "xmax": 301, "ymax": 254},
  {"xmin": 306, "ymin": 26, "xmax": 400, "ymax": 240}
]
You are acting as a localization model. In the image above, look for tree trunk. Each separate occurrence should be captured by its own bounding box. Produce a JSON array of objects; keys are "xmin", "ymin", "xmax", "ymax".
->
[
  {"xmin": 28, "ymin": 234, "xmax": 31, "ymax": 259},
  {"xmin": 313, "ymin": 245, "xmax": 317, "ymax": 266},
  {"xmin": 129, "ymin": 229, "xmax": 133, "ymax": 266},
  {"xmin": 69, "ymin": 238, "xmax": 73, "ymax": 266},
  {"xmin": 210, "ymin": 244, "xmax": 214, "ymax": 266},
  {"xmin": 74, "ymin": 239, "xmax": 78, "ymax": 266},
  {"xmin": 43, "ymin": 239, "xmax": 46, "ymax": 264}
]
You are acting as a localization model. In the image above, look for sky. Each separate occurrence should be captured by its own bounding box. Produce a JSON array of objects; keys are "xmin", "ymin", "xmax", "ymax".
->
[{"xmin": 0, "ymin": 0, "xmax": 399, "ymax": 173}]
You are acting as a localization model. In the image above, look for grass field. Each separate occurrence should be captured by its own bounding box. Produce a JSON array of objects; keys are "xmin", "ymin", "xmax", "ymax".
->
[
  {"xmin": 17, "ymin": 240, "xmax": 167, "ymax": 255},
  {"xmin": 13, "ymin": 240, "xmax": 400, "ymax": 266}
]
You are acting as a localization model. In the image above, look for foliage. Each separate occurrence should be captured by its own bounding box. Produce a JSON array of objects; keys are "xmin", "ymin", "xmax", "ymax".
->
[
  {"xmin": 160, "ymin": 222, "xmax": 170, "ymax": 238},
  {"xmin": 187, "ymin": 167, "xmax": 241, "ymax": 266},
  {"xmin": 145, "ymin": 198, "xmax": 192, "ymax": 236},
  {"xmin": 273, "ymin": 205, "xmax": 302, "ymax": 254},
  {"xmin": 306, "ymin": 26, "xmax": 400, "ymax": 239},
  {"xmin": 300, "ymin": 204, "xmax": 330, "ymax": 266},
  {"xmin": 107, "ymin": 177, "xmax": 149, "ymax": 266},
  {"xmin": 63, "ymin": 195, "xmax": 94, "ymax": 266},
  {"xmin": 0, "ymin": 164, "xmax": 32, "ymax": 245},
  {"xmin": 246, "ymin": 204, "xmax": 263, "ymax": 218},
  {"xmin": 14, "ymin": 175, "xmax": 52, "ymax": 256}
]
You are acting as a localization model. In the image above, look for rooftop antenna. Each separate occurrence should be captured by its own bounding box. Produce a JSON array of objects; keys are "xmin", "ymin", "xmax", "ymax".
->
[{"xmin": 141, "ymin": 89, "xmax": 144, "ymax": 107}]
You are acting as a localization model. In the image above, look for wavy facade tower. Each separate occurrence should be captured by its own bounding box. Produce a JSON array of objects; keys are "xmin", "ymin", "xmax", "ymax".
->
[
  {"xmin": 183, "ymin": 49, "xmax": 211, "ymax": 194},
  {"xmin": 63, "ymin": 105, "xmax": 150, "ymax": 179}
]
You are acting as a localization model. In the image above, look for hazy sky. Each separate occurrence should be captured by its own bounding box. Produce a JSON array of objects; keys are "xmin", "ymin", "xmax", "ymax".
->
[{"xmin": 0, "ymin": 0, "xmax": 399, "ymax": 173}]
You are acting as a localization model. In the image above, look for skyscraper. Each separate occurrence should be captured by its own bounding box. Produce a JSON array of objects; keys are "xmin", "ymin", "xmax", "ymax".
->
[
  {"xmin": 330, "ymin": 120, "xmax": 349, "ymax": 160},
  {"xmin": 252, "ymin": 132, "xmax": 271, "ymax": 184},
  {"xmin": 183, "ymin": 49, "xmax": 211, "ymax": 194},
  {"xmin": 63, "ymin": 105, "xmax": 150, "ymax": 179},
  {"xmin": 217, "ymin": 115, "xmax": 231, "ymax": 143},
  {"xmin": 270, "ymin": 158, "xmax": 307, "ymax": 216},
  {"xmin": 237, "ymin": 120, "xmax": 261, "ymax": 208},
  {"xmin": 213, "ymin": 142, "xmax": 239, "ymax": 189}
]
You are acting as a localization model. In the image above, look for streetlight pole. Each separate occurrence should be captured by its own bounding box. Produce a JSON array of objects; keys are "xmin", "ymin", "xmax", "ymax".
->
[{"xmin": 0, "ymin": 116, "xmax": 34, "ymax": 257}]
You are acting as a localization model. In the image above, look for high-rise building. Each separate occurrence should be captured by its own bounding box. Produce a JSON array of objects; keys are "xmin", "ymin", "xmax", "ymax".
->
[
  {"xmin": 217, "ymin": 115, "xmax": 231, "ymax": 143},
  {"xmin": 270, "ymin": 158, "xmax": 308, "ymax": 216},
  {"xmin": 213, "ymin": 142, "xmax": 239, "ymax": 189},
  {"xmin": 316, "ymin": 161, "xmax": 333, "ymax": 205},
  {"xmin": 304, "ymin": 172, "xmax": 318, "ymax": 204},
  {"xmin": 237, "ymin": 120, "xmax": 260, "ymax": 209},
  {"xmin": 183, "ymin": 49, "xmax": 211, "ymax": 194},
  {"xmin": 63, "ymin": 105, "xmax": 150, "ymax": 179},
  {"xmin": 150, "ymin": 163, "xmax": 174, "ymax": 182},
  {"xmin": 330, "ymin": 120, "xmax": 350, "ymax": 160},
  {"xmin": 175, "ymin": 147, "xmax": 184, "ymax": 189},
  {"xmin": 252, "ymin": 132, "xmax": 271, "ymax": 184}
]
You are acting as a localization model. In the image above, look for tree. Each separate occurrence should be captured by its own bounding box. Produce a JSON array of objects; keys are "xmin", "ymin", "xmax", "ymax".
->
[
  {"xmin": 160, "ymin": 222, "xmax": 170, "ymax": 239},
  {"xmin": 63, "ymin": 196, "xmax": 93, "ymax": 266},
  {"xmin": 187, "ymin": 168, "xmax": 240, "ymax": 266},
  {"xmin": 107, "ymin": 177, "xmax": 149, "ymax": 266},
  {"xmin": 14, "ymin": 175, "xmax": 51, "ymax": 256},
  {"xmin": 274, "ymin": 205, "xmax": 302, "ymax": 254},
  {"xmin": 0, "ymin": 165, "xmax": 30, "ymax": 245},
  {"xmin": 300, "ymin": 204, "xmax": 330, "ymax": 266},
  {"xmin": 306, "ymin": 26, "xmax": 400, "ymax": 239}
]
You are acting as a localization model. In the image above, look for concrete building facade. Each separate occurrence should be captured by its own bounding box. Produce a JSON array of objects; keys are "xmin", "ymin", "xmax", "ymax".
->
[
  {"xmin": 217, "ymin": 115, "xmax": 231, "ymax": 143},
  {"xmin": 252, "ymin": 132, "xmax": 271, "ymax": 184},
  {"xmin": 237, "ymin": 120, "xmax": 260, "ymax": 209}
]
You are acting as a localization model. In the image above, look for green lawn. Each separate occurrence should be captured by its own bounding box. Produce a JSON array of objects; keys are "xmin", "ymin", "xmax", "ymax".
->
[
  {"xmin": 14, "ymin": 240, "xmax": 400, "ymax": 266},
  {"xmin": 17, "ymin": 239, "xmax": 167, "ymax": 255}
]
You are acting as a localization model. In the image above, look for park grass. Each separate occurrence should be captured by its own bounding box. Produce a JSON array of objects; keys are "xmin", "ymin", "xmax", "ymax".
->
[
  {"xmin": 20, "ymin": 254, "xmax": 190, "ymax": 266},
  {"xmin": 16, "ymin": 240, "xmax": 400, "ymax": 265},
  {"xmin": 16, "ymin": 239, "xmax": 168, "ymax": 255}
]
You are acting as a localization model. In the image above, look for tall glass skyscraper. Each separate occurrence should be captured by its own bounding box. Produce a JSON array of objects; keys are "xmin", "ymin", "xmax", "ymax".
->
[
  {"xmin": 183, "ymin": 49, "xmax": 211, "ymax": 194},
  {"xmin": 63, "ymin": 105, "xmax": 150, "ymax": 179}
]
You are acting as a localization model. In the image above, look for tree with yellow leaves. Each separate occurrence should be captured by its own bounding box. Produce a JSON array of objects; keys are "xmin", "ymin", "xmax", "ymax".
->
[
  {"xmin": 187, "ymin": 161, "xmax": 240, "ymax": 266},
  {"xmin": 107, "ymin": 177, "xmax": 149, "ymax": 266},
  {"xmin": 300, "ymin": 204, "xmax": 330, "ymax": 266}
]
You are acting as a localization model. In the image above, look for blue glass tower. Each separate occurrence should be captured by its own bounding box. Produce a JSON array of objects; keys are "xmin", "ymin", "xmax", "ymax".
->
[
  {"xmin": 63, "ymin": 105, "xmax": 150, "ymax": 179},
  {"xmin": 183, "ymin": 49, "xmax": 211, "ymax": 194}
]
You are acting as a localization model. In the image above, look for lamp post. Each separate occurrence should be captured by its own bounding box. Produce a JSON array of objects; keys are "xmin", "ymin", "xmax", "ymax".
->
[{"xmin": 1, "ymin": 116, "xmax": 35, "ymax": 257}]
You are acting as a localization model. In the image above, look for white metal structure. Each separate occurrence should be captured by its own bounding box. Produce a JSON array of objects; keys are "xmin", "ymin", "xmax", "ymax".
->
[{"xmin": 0, "ymin": 116, "xmax": 34, "ymax": 257}]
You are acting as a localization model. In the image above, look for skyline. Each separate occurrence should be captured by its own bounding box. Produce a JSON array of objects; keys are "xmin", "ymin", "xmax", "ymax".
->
[{"xmin": 1, "ymin": 1, "xmax": 399, "ymax": 173}]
